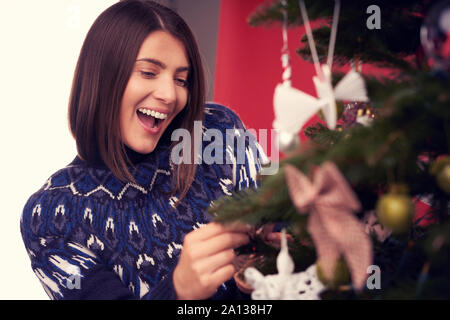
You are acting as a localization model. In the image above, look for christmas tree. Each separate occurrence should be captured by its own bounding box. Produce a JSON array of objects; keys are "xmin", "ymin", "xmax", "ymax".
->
[{"xmin": 210, "ymin": 0, "xmax": 450, "ymax": 299}]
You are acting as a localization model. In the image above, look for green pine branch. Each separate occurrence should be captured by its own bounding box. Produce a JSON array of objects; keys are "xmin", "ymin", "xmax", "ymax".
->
[{"xmin": 248, "ymin": 0, "xmax": 438, "ymax": 71}]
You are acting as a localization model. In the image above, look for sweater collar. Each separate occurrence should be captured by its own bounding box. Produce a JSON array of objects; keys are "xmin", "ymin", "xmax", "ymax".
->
[{"xmin": 71, "ymin": 136, "xmax": 173, "ymax": 172}]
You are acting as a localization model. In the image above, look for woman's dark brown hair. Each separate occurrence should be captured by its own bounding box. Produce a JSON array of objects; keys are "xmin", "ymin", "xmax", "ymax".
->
[{"xmin": 68, "ymin": 0, "xmax": 205, "ymax": 203}]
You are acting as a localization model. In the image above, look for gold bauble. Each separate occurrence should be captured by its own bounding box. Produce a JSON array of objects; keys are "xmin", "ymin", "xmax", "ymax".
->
[
  {"xmin": 316, "ymin": 256, "xmax": 351, "ymax": 289},
  {"xmin": 436, "ymin": 164, "xmax": 450, "ymax": 194},
  {"xmin": 376, "ymin": 189, "xmax": 414, "ymax": 234},
  {"xmin": 430, "ymin": 156, "xmax": 450, "ymax": 194}
]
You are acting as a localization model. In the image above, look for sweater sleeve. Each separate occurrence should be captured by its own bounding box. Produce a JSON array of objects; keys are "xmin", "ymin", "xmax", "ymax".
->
[
  {"xmin": 20, "ymin": 192, "xmax": 130, "ymax": 299},
  {"xmin": 222, "ymin": 106, "xmax": 269, "ymax": 191},
  {"xmin": 203, "ymin": 103, "xmax": 270, "ymax": 191},
  {"xmin": 20, "ymin": 190, "xmax": 177, "ymax": 300}
]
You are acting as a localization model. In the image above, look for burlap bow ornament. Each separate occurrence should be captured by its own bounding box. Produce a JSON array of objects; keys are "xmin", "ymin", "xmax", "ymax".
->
[{"xmin": 284, "ymin": 162, "xmax": 373, "ymax": 291}]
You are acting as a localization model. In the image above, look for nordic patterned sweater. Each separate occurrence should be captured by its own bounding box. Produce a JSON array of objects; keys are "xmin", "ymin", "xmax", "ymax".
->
[{"xmin": 20, "ymin": 103, "xmax": 266, "ymax": 300}]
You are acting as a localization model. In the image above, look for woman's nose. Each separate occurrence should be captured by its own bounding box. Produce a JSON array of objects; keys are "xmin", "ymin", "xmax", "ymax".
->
[{"xmin": 153, "ymin": 75, "xmax": 176, "ymax": 104}]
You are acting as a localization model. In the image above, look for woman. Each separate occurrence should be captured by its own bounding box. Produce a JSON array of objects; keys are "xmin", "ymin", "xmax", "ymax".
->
[{"xmin": 20, "ymin": 0, "xmax": 268, "ymax": 300}]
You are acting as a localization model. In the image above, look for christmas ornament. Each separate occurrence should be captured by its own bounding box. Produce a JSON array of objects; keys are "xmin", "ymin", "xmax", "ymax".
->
[
  {"xmin": 363, "ymin": 210, "xmax": 392, "ymax": 242},
  {"xmin": 273, "ymin": 0, "xmax": 369, "ymax": 152},
  {"xmin": 244, "ymin": 230, "xmax": 326, "ymax": 300},
  {"xmin": 233, "ymin": 254, "xmax": 261, "ymax": 294},
  {"xmin": 376, "ymin": 185, "xmax": 415, "ymax": 234},
  {"xmin": 279, "ymin": 131, "xmax": 300, "ymax": 153},
  {"xmin": 420, "ymin": 0, "xmax": 450, "ymax": 72},
  {"xmin": 284, "ymin": 161, "xmax": 373, "ymax": 291},
  {"xmin": 273, "ymin": 0, "xmax": 300, "ymax": 153},
  {"xmin": 430, "ymin": 155, "xmax": 450, "ymax": 194},
  {"xmin": 316, "ymin": 256, "xmax": 350, "ymax": 289},
  {"xmin": 317, "ymin": 102, "xmax": 345, "ymax": 123},
  {"xmin": 342, "ymin": 102, "xmax": 376, "ymax": 128}
]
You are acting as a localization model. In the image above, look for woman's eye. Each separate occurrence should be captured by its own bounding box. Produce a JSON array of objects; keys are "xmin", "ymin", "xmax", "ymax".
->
[
  {"xmin": 140, "ymin": 71, "xmax": 156, "ymax": 78},
  {"xmin": 175, "ymin": 78, "xmax": 188, "ymax": 87}
]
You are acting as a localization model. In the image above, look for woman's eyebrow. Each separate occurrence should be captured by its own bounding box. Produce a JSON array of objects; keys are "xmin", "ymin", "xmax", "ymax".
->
[{"xmin": 136, "ymin": 58, "xmax": 189, "ymax": 72}]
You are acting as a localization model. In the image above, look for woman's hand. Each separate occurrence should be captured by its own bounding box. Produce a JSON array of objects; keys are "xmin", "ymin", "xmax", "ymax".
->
[
  {"xmin": 173, "ymin": 222, "xmax": 251, "ymax": 300},
  {"xmin": 257, "ymin": 223, "xmax": 293, "ymax": 248}
]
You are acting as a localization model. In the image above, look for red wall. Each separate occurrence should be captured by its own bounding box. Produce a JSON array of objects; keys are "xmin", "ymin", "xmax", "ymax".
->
[{"xmin": 213, "ymin": 0, "xmax": 320, "ymax": 153}]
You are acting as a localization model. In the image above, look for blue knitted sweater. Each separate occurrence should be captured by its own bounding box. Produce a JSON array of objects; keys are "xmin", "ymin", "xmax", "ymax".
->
[{"xmin": 20, "ymin": 103, "xmax": 265, "ymax": 300}]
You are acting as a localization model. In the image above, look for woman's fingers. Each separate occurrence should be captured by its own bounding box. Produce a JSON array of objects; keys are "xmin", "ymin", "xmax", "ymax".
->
[
  {"xmin": 222, "ymin": 221, "xmax": 254, "ymax": 233},
  {"xmin": 188, "ymin": 222, "xmax": 252, "ymax": 242},
  {"xmin": 264, "ymin": 232, "xmax": 294, "ymax": 249},
  {"xmin": 173, "ymin": 222, "xmax": 252, "ymax": 300},
  {"xmin": 193, "ymin": 232, "xmax": 249, "ymax": 257},
  {"xmin": 209, "ymin": 264, "xmax": 236, "ymax": 289},
  {"xmin": 196, "ymin": 248, "xmax": 236, "ymax": 274}
]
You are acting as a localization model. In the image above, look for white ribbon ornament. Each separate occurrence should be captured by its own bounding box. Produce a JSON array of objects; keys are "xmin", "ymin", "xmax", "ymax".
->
[{"xmin": 273, "ymin": 0, "xmax": 369, "ymax": 151}]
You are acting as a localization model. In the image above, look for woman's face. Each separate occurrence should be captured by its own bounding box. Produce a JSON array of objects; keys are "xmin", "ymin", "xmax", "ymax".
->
[{"xmin": 120, "ymin": 30, "xmax": 189, "ymax": 154}]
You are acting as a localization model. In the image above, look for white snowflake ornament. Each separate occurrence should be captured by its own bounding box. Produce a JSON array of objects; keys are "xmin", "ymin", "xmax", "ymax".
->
[{"xmin": 244, "ymin": 230, "xmax": 325, "ymax": 300}]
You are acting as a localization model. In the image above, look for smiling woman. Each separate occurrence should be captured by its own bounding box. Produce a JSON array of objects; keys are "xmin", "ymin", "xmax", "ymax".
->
[
  {"xmin": 20, "ymin": 0, "xmax": 271, "ymax": 300},
  {"xmin": 68, "ymin": 1, "xmax": 204, "ymax": 199},
  {"xmin": 120, "ymin": 31, "xmax": 190, "ymax": 155}
]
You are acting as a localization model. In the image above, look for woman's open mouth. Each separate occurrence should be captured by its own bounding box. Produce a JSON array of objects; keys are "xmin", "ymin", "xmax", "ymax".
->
[{"xmin": 136, "ymin": 108, "xmax": 168, "ymax": 134}]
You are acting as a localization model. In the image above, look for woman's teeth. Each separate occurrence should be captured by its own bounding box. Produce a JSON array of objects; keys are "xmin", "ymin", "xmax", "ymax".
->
[{"xmin": 137, "ymin": 108, "xmax": 168, "ymax": 120}]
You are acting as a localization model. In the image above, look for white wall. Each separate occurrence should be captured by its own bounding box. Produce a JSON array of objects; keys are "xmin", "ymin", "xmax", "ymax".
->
[{"xmin": 0, "ymin": 0, "xmax": 117, "ymax": 300}]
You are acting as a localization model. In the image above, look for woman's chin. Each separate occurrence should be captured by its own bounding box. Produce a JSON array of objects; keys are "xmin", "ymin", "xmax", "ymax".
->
[{"xmin": 129, "ymin": 141, "xmax": 158, "ymax": 155}]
